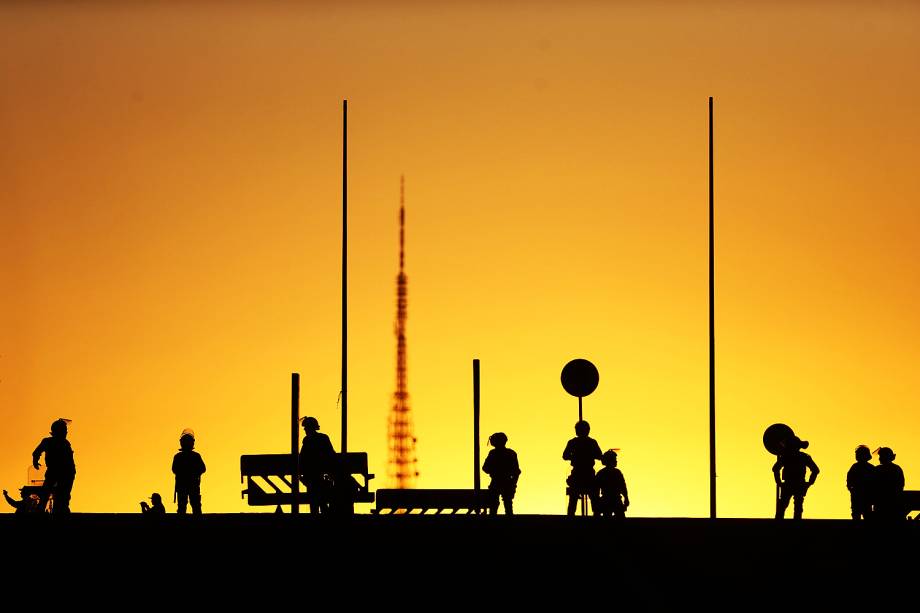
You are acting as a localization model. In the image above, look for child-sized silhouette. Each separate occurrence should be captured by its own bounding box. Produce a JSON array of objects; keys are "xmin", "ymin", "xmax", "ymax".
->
[
  {"xmin": 563, "ymin": 420, "xmax": 602, "ymax": 516},
  {"xmin": 596, "ymin": 450, "xmax": 629, "ymax": 519},
  {"xmin": 172, "ymin": 429, "xmax": 206, "ymax": 515},
  {"xmin": 482, "ymin": 432, "xmax": 521, "ymax": 515},
  {"xmin": 846, "ymin": 445, "xmax": 874, "ymax": 520}
]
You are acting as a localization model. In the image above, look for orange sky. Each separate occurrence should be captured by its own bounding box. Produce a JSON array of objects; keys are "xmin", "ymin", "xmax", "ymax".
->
[{"xmin": 2, "ymin": 1, "xmax": 919, "ymax": 517}]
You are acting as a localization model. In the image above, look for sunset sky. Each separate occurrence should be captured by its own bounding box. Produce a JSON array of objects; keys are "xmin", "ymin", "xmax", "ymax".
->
[{"xmin": 2, "ymin": 1, "xmax": 919, "ymax": 517}]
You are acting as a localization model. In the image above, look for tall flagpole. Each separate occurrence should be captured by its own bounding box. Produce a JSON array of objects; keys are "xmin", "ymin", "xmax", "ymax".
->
[
  {"xmin": 342, "ymin": 99, "xmax": 348, "ymax": 454},
  {"xmin": 709, "ymin": 96, "xmax": 716, "ymax": 519}
]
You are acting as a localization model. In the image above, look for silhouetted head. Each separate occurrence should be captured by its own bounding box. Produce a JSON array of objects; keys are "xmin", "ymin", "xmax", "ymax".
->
[
  {"xmin": 575, "ymin": 420, "xmax": 591, "ymax": 437},
  {"xmin": 50, "ymin": 418, "xmax": 69, "ymax": 438},
  {"xmin": 855, "ymin": 445, "xmax": 872, "ymax": 463},
  {"xmin": 877, "ymin": 447, "xmax": 895, "ymax": 464},
  {"xmin": 151, "ymin": 493, "xmax": 162, "ymax": 505},
  {"xmin": 488, "ymin": 432, "xmax": 508, "ymax": 448},
  {"xmin": 602, "ymin": 450, "xmax": 618, "ymax": 467},
  {"xmin": 179, "ymin": 429, "xmax": 195, "ymax": 451},
  {"xmin": 301, "ymin": 416, "xmax": 320, "ymax": 433}
]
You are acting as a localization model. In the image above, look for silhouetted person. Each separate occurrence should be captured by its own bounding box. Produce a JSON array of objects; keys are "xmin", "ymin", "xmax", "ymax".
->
[
  {"xmin": 874, "ymin": 447, "xmax": 905, "ymax": 522},
  {"xmin": 596, "ymin": 450, "xmax": 629, "ymax": 519},
  {"xmin": 563, "ymin": 420, "xmax": 602, "ymax": 516},
  {"xmin": 299, "ymin": 416, "xmax": 335, "ymax": 514},
  {"xmin": 773, "ymin": 436, "xmax": 819, "ymax": 519},
  {"xmin": 482, "ymin": 432, "xmax": 521, "ymax": 515},
  {"xmin": 3, "ymin": 488, "xmax": 42, "ymax": 514},
  {"xmin": 140, "ymin": 493, "xmax": 166, "ymax": 515},
  {"xmin": 32, "ymin": 418, "xmax": 76, "ymax": 514},
  {"xmin": 847, "ymin": 445, "xmax": 875, "ymax": 520},
  {"xmin": 172, "ymin": 430, "xmax": 206, "ymax": 515}
]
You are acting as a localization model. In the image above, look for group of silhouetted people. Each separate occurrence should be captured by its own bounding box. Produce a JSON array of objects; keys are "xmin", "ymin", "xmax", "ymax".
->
[
  {"xmin": 3, "ymin": 419, "xmax": 207, "ymax": 516},
  {"xmin": 563, "ymin": 420, "xmax": 629, "ymax": 517},
  {"xmin": 846, "ymin": 445, "xmax": 905, "ymax": 521}
]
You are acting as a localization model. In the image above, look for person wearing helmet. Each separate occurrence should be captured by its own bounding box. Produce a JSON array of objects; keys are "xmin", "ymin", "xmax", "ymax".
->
[
  {"xmin": 772, "ymin": 435, "xmax": 819, "ymax": 519},
  {"xmin": 299, "ymin": 417, "xmax": 336, "ymax": 514},
  {"xmin": 563, "ymin": 420, "xmax": 603, "ymax": 516},
  {"xmin": 846, "ymin": 445, "xmax": 875, "ymax": 520},
  {"xmin": 482, "ymin": 432, "xmax": 521, "ymax": 515},
  {"xmin": 31, "ymin": 418, "xmax": 76, "ymax": 514},
  {"xmin": 596, "ymin": 450, "xmax": 629, "ymax": 519},
  {"xmin": 172, "ymin": 430, "xmax": 206, "ymax": 514},
  {"xmin": 873, "ymin": 447, "xmax": 905, "ymax": 521}
]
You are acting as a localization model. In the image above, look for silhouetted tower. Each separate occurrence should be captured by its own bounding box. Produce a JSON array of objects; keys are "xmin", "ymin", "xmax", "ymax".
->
[{"xmin": 388, "ymin": 175, "xmax": 418, "ymax": 488}]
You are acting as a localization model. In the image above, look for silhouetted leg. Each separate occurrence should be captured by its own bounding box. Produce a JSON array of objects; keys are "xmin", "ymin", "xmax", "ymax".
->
[
  {"xmin": 504, "ymin": 494, "xmax": 513, "ymax": 516},
  {"xmin": 190, "ymin": 491, "xmax": 202, "ymax": 515},
  {"xmin": 589, "ymin": 491, "xmax": 600, "ymax": 516},
  {"xmin": 793, "ymin": 494, "xmax": 804, "ymax": 519},
  {"xmin": 567, "ymin": 493, "xmax": 578, "ymax": 516},
  {"xmin": 776, "ymin": 487, "xmax": 791, "ymax": 519},
  {"xmin": 177, "ymin": 491, "xmax": 189, "ymax": 514},
  {"xmin": 53, "ymin": 477, "xmax": 73, "ymax": 514}
]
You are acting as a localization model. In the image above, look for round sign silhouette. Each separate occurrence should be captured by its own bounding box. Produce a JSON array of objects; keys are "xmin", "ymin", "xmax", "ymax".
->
[
  {"xmin": 763, "ymin": 423, "xmax": 795, "ymax": 456},
  {"xmin": 561, "ymin": 359, "xmax": 599, "ymax": 398}
]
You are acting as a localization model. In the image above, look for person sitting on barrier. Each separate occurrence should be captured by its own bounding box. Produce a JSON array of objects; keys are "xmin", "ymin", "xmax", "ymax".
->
[
  {"xmin": 3, "ymin": 488, "xmax": 42, "ymax": 514},
  {"xmin": 873, "ymin": 447, "xmax": 905, "ymax": 521},
  {"xmin": 140, "ymin": 492, "xmax": 166, "ymax": 515},
  {"xmin": 846, "ymin": 445, "xmax": 875, "ymax": 520},
  {"xmin": 596, "ymin": 450, "xmax": 629, "ymax": 519},
  {"xmin": 172, "ymin": 429, "xmax": 206, "ymax": 515},
  {"xmin": 32, "ymin": 418, "xmax": 76, "ymax": 514},
  {"xmin": 772, "ymin": 435, "xmax": 819, "ymax": 519},
  {"xmin": 563, "ymin": 420, "xmax": 602, "ymax": 516},
  {"xmin": 482, "ymin": 432, "xmax": 521, "ymax": 515},
  {"xmin": 300, "ymin": 416, "xmax": 336, "ymax": 514}
]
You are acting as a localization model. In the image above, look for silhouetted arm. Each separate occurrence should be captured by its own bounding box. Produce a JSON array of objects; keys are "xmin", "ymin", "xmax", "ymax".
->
[
  {"xmin": 897, "ymin": 466, "xmax": 905, "ymax": 491},
  {"xmin": 511, "ymin": 451, "xmax": 521, "ymax": 481},
  {"xmin": 4, "ymin": 490, "xmax": 21, "ymax": 509},
  {"xmin": 482, "ymin": 451, "xmax": 493, "ymax": 476},
  {"xmin": 806, "ymin": 457, "xmax": 819, "ymax": 486},
  {"xmin": 32, "ymin": 440, "xmax": 45, "ymax": 469},
  {"xmin": 772, "ymin": 459, "xmax": 782, "ymax": 484},
  {"xmin": 846, "ymin": 466, "xmax": 855, "ymax": 491},
  {"xmin": 562, "ymin": 440, "xmax": 573, "ymax": 461},
  {"xmin": 198, "ymin": 454, "xmax": 207, "ymax": 476}
]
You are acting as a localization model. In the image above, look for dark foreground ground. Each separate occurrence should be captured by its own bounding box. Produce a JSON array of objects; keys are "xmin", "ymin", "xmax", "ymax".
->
[{"xmin": 4, "ymin": 514, "xmax": 916, "ymax": 604}]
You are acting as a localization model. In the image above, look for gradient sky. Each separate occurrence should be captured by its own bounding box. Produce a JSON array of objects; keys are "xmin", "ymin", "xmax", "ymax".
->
[{"xmin": 2, "ymin": 1, "xmax": 919, "ymax": 517}]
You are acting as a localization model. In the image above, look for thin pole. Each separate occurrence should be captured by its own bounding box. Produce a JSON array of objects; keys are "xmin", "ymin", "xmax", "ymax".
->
[
  {"xmin": 291, "ymin": 373, "xmax": 300, "ymax": 514},
  {"xmin": 473, "ymin": 359, "xmax": 481, "ymax": 498},
  {"xmin": 342, "ymin": 99, "xmax": 348, "ymax": 454},
  {"xmin": 578, "ymin": 396, "xmax": 583, "ymax": 423},
  {"xmin": 709, "ymin": 96, "xmax": 716, "ymax": 519}
]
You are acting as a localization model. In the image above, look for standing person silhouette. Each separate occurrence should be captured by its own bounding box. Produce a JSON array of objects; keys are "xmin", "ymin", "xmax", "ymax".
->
[
  {"xmin": 32, "ymin": 418, "xmax": 76, "ymax": 514},
  {"xmin": 874, "ymin": 447, "xmax": 905, "ymax": 522},
  {"xmin": 772, "ymin": 436, "xmax": 819, "ymax": 519},
  {"xmin": 482, "ymin": 432, "xmax": 521, "ymax": 515},
  {"xmin": 299, "ymin": 417, "xmax": 336, "ymax": 514},
  {"xmin": 563, "ymin": 420, "xmax": 602, "ymax": 516},
  {"xmin": 846, "ymin": 445, "xmax": 875, "ymax": 520},
  {"xmin": 596, "ymin": 450, "xmax": 629, "ymax": 519},
  {"xmin": 172, "ymin": 429, "xmax": 206, "ymax": 515}
]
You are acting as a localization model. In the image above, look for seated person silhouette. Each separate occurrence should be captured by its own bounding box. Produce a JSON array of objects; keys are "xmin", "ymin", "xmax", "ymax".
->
[
  {"xmin": 482, "ymin": 432, "xmax": 521, "ymax": 515},
  {"xmin": 140, "ymin": 493, "xmax": 166, "ymax": 515},
  {"xmin": 772, "ymin": 436, "xmax": 819, "ymax": 519},
  {"xmin": 846, "ymin": 445, "xmax": 875, "ymax": 520},
  {"xmin": 299, "ymin": 416, "xmax": 336, "ymax": 514},
  {"xmin": 3, "ymin": 488, "xmax": 43, "ymax": 514},
  {"xmin": 873, "ymin": 447, "xmax": 905, "ymax": 522},
  {"xmin": 563, "ymin": 420, "xmax": 602, "ymax": 516},
  {"xmin": 596, "ymin": 450, "xmax": 629, "ymax": 519}
]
